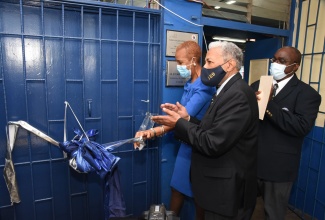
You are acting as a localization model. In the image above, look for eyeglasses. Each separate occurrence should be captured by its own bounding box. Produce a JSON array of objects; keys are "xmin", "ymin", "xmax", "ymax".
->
[
  {"xmin": 270, "ymin": 58, "xmax": 287, "ymax": 65},
  {"xmin": 270, "ymin": 58, "xmax": 297, "ymax": 65}
]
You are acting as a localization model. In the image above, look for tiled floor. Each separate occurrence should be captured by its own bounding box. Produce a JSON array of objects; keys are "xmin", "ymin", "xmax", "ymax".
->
[{"xmin": 251, "ymin": 197, "xmax": 313, "ymax": 220}]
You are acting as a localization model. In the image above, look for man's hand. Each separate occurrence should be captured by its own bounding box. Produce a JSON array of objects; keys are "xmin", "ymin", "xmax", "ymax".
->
[
  {"xmin": 255, "ymin": 91, "xmax": 262, "ymax": 101},
  {"xmin": 151, "ymin": 107, "xmax": 182, "ymax": 128},
  {"xmin": 160, "ymin": 103, "xmax": 178, "ymax": 112},
  {"xmin": 160, "ymin": 102, "xmax": 189, "ymax": 120}
]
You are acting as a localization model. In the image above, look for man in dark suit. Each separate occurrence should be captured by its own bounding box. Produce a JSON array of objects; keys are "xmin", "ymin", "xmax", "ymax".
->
[
  {"xmin": 251, "ymin": 46, "xmax": 321, "ymax": 220},
  {"xmin": 152, "ymin": 41, "xmax": 259, "ymax": 220}
]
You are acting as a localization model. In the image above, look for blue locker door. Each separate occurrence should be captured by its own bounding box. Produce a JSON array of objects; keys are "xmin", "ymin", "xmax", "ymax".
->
[{"xmin": 0, "ymin": 1, "xmax": 161, "ymax": 219}]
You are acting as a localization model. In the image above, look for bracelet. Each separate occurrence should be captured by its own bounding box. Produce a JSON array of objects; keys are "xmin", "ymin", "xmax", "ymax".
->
[
  {"xmin": 159, "ymin": 125, "xmax": 165, "ymax": 137},
  {"xmin": 150, "ymin": 128, "xmax": 156, "ymax": 139}
]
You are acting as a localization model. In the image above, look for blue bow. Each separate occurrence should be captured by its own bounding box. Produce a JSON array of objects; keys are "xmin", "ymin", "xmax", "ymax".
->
[{"xmin": 59, "ymin": 129, "xmax": 120, "ymax": 178}]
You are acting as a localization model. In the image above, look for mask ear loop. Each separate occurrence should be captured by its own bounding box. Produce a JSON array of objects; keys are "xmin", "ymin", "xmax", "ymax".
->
[{"xmin": 285, "ymin": 62, "xmax": 297, "ymax": 75}]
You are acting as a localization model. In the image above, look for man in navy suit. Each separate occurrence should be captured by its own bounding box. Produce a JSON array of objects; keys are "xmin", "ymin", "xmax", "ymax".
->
[
  {"xmin": 251, "ymin": 46, "xmax": 321, "ymax": 220},
  {"xmin": 153, "ymin": 41, "xmax": 259, "ymax": 220}
]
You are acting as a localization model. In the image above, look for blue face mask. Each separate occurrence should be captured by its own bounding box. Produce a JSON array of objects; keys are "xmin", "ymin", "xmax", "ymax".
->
[
  {"xmin": 201, "ymin": 65, "xmax": 226, "ymax": 87},
  {"xmin": 201, "ymin": 60, "xmax": 229, "ymax": 87},
  {"xmin": 177, "ymin": 65, "xmax": 191, "ymax": 78}
]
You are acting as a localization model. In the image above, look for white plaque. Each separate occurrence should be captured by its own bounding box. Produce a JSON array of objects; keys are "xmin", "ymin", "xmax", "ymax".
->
[{"xmin": 166, "ymin": 30, "xmax": 198, "ymax": 57}]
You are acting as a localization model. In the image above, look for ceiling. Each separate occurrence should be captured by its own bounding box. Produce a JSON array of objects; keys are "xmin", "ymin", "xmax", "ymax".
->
[
  {"xmin": 200, "ymin": 0, "xmax": 291, "ymax": 28},
  {"xmin": 195, "ymin": 0, "xmax": 292, "ymax": 50}
]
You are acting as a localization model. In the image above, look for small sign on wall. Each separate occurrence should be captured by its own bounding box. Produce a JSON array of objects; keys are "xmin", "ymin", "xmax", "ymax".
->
[
  {"xmin": 166, "ymin": 30, "xmax": 198, "ymax": 57},
  {"xmin": 166, "ymin": 60, "xmax": 188, "ymax": 86}
]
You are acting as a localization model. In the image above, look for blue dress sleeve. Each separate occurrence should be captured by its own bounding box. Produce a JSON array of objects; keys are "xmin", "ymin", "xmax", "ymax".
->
[{"xmin": 181, "ymin": 78, "xmax": 216, "ymax": 120}]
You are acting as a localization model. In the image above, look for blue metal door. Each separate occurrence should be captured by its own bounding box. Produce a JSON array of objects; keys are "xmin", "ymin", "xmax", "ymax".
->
[
  {"xmin": 0, "ymin": 1, "xmax": 161, "ymax": 219},
  {"xmin": 244, "ymin": 38, "xmax": 282, "ymax": 83}
]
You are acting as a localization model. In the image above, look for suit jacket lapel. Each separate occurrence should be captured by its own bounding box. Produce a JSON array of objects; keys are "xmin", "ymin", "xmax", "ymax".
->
[
  {"xmin": 273, "ymin": 74, "xmax": 299, "ymax": 102},
  {"xmin": 207, "ymin": 73, "xmax": 242, "ymax": 112}
]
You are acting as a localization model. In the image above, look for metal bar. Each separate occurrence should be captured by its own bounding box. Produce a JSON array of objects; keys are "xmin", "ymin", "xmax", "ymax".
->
[
  {"xmin": 41, "ymin": 2, "xmax": 56, "ymax": 217},
  {"xmin": 99, "ymin": 7, "xmax": 103, "ymax": 145},
  {"xmin": 131, "ymin": 10, "xmax": 135, "ymax": 214},
  {"xmin": 80, "ymin": 6, "xmax": 91, "ymax": 219},
  {"xmin": 19, "ymin": 0, "xmax": 37, "ymax": 218},
  {"xmin": 60, "ymin": 3, "xmax": 74, "ymax": 219}
]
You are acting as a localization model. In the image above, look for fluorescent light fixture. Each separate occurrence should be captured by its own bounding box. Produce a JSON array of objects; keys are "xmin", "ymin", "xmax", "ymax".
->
[
  {"xmin": 226, "ymin": 0, "xmax": 236, "ymax": 4},
  {"xmin": 214, "ymin": 6, "xmax": 221, "ymax": 9},
  {"xmin": 212, "ymin": 36, "xmax": 246, "ymax": 43}
]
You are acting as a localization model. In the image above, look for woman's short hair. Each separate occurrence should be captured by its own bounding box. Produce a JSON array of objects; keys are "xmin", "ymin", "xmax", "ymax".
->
[{"xmin": 176, "ymin": 41, "xmax": 201, "ymax": 64}]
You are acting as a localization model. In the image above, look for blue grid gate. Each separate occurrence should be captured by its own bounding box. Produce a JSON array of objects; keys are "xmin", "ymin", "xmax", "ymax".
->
[{"xmin": 0, "ymin": 0, "xmax": 161, "ymax": 219}]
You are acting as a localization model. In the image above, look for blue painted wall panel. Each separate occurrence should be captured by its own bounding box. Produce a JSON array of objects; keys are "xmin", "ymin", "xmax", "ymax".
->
[
  {"xmin": 309, "ymin": 141, "xmax": 322, "ymax": 171},
  {"xmin": 134, "ymin": 44, "xmax": 149, "ymax": 79},
  {"xmin": 84, "ymin": 40, "xmax": 100, "ymax": 118},
  {"xmin": 27, "ymin": 81, "xmax": 47, "ymax": 128},
  {"xmin": 135, "ymin": 14, "xmax": 149, "ymax": 42},
  {"xmin": 118, "ymin": 42, "xmax": 133, "ymax": 116},
  {"xmin": 118, "ymin": 12, "xmax": 133, "ymax": 41},
  {"xmin": 317, "ymin": 148, "xmax": 325, "ymax": 204},
  {"xmin": 33, "ymin": 162, "xmax": 52, "ymax": 200},
  {"xmin": 65, "ymin": 10, "xmax": 82, "ymax": 38},
  {"xmin": 65, "ymin": 40, "xmax": 82, "ymax": 79},
  {"xmin": 305, "ymin": 169, "xmax": 318, "ymax": 214},
  {"xmin": 44, "ymin": 8, "xmax": 63, "ymax": 36},
  {"xmin": 84, "ymin": 12, "xmax": 99, "ymax": 39},
  {"xmin": 134, "ymin": 184, "xmax": 148, "ymax": 216},
  {"xmin": 296, "ymin": 139, "xmax": 311, "ymax": 189},
  {"xmin": 23, "ymin": 5, "xmax": 42, "ymax": 36},
  {"xmin": 102, "ymin": 82, "xmax": 118, "ymax": 143},
  {"xmin": 52, "ymin": 161, "xmax": 70, "ymax": 219},
  {"xmin": 101, "ymin": 41, "xmax": 118, "ymax": 80},
  {"xmin": 0, "ymin": 3, "xmax": 21, "ymax": 34},
  {"xmin": 134, "ymin": 82, "xmax": 149, "ymax": 115},
  {"xmin": 35, "ymin": 200, "xmax": 53, "ymax": 220},
  {"xmin": 45, "ymin": 39, "xmax": 65, "ymax": 117},
  {"xmin": 71, "ymin": 195, "xmax": 88, "ymax": 220},
  {"xmin": 25, "ymin": 38, "xmax": 44, "ymax": 79},
  {"xmin": 314, "ymin": 201, "xmax": 325, "ymax": 220},
  {"xmin": 101, "ymin": 11, "xmax": 117, "ymax": 40}
]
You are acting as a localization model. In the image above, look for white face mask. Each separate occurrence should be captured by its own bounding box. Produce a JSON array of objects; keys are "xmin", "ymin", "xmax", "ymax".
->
[{"xmin": 269, "ymin": 62, "xmax": 295, "ymax": 80}]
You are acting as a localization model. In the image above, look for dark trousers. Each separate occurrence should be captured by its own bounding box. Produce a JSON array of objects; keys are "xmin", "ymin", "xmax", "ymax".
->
[
  {"xmin": 257, "ymin": 179, "xmax": 293, "ymax": 220},
  {"xmin": 204, "ymin": 207, "xmax": 254, "ymax": 220}
]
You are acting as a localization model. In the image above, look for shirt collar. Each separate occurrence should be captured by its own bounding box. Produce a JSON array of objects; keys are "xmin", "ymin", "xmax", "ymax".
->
[
  {"xmin": 217, "ymin": 74, "xmax": 236, "ymax": 95},
  {"xmin": 273, "ymin": 74, "xmax": 294, "ymax": 95}
]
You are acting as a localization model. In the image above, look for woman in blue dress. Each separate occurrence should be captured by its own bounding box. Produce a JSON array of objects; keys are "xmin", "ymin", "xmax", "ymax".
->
[{"xmin": 135, "ymin": 41, "xmax": 215, "ymax": 220}]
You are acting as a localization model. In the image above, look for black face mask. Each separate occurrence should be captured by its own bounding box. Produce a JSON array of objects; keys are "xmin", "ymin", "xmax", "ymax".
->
[{"xmin": 201, "ymin": 65, "xmax": 226, "ymax": 87}]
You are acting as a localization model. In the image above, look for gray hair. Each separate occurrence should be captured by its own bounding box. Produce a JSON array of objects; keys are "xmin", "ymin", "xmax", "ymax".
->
[{"xmin": 209, "ymin": 41, "xmax": 243, "ymax": 70}]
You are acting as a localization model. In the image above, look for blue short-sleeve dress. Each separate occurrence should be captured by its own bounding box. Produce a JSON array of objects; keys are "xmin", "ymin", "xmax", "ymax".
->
[{"xmin": 170, "ymin": 76, "xmax": 216, "ymax": 197}]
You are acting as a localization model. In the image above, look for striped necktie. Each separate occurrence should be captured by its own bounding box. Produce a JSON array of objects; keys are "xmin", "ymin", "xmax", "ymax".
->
[{"xmin": 272, "ymin": 83, "xmax": 278, "ymax": 99}]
